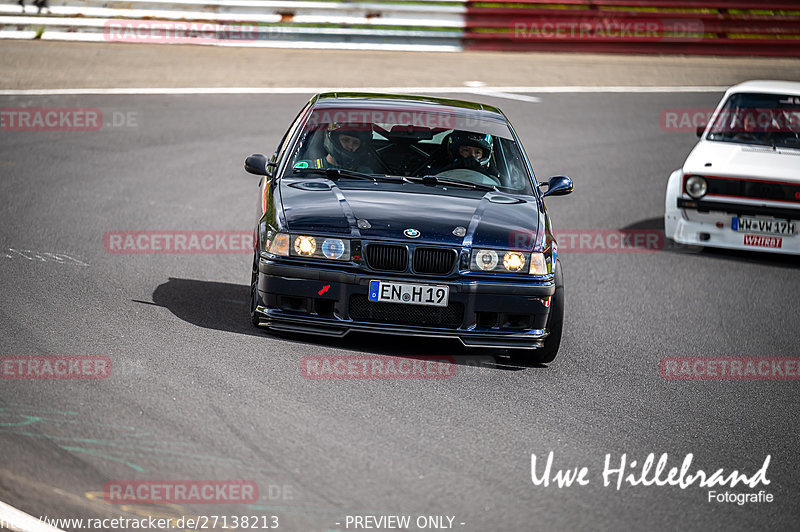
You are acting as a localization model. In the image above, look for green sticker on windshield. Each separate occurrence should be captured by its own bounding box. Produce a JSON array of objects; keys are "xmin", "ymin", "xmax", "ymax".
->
[{"xmin": 293, "ymin": 161, "xmax": 309, "ymax": 169}]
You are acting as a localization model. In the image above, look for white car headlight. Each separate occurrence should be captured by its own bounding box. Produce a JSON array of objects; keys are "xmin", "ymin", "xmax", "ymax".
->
[{"xmin": 685, "ymin": 175, "xmax": 707, "ymax": 199}]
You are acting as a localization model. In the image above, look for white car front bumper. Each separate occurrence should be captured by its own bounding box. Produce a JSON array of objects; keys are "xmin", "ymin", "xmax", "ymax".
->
[{"xmin": 665, "ymin": 170, "xmax": 800, "ymax": 255}]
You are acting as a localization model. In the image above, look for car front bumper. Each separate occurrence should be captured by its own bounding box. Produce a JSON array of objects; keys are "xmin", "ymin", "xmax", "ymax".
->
[
  {"xmin": 254, "ymin": 258, "xmax": 556, "ymax": 349},
  {"xmin": 666, "ymin": 199, "xmax": 800, "ymax": 255}
]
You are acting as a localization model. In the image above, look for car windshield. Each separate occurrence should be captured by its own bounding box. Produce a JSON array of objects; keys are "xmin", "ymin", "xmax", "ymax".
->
[
  {"xmin": 706, "ymin": 92, "xmax": 800, "ymax": 149},
  {"xmin": 285, "ymin": 104, "xmax": 536, "ymax": 194}
]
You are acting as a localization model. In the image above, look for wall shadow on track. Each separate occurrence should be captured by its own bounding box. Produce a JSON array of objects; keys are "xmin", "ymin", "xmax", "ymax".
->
[
  {"xmin": 624, "ymin": 217, "xmax": 800, "ymax": 269},
  {"xmin": 147, "ymin": 277, "xmax": 533, "ymax": 371}
]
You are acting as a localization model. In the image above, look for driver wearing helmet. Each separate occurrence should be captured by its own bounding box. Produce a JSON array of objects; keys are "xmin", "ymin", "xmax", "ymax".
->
[
  {"xmin": 294, "ymin": 123, "xmax": 374, "ymax": 172},
  {"xmin": 430, "ymin": 131, "xmax": 498, "ymax": 177}
]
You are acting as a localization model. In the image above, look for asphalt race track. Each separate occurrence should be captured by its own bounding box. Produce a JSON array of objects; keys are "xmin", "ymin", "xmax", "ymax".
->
[{"xmin": 1, "ymin": 90, "xmax": 799, "ymax": 531}]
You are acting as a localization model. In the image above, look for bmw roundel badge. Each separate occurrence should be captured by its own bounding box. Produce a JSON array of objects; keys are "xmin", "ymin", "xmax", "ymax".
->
[{"xmin": 404, "ymin": 228, "xmax": 420, "ymax": 238}]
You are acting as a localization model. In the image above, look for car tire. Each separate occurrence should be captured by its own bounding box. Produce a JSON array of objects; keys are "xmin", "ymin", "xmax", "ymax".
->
[
  {"xmin": 250, "ymin": 251, "xmax": 262, "ymax": 327},
  {"xmin": 512, "ymin": 259, "xmax": 564, "ymax": 365}
]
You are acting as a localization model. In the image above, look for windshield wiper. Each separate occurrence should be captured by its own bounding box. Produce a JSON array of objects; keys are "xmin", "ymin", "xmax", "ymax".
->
[
  {"xmin": 412, "ymin": 175, "xmax": 498, "ymax": 192},
  {"xmin": 294, "ymin": 168, "xmax": 404, "ymax": 183},
  {"xmin": 294, "ymin": 168, "xmax": 497, "ymax": 190}
]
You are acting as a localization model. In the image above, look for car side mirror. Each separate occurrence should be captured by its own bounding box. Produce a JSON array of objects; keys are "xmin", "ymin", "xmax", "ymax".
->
[
  {"xmin": 245, "ymin": 154, "xmax": 277, "ymax": 177},
  {"xmin": 696, "ymin": 123, "xmax": 706, "ymax": 138},
  {"xmin": 540, "ymin": 175, "xmax": 573, "ymax": 198}
]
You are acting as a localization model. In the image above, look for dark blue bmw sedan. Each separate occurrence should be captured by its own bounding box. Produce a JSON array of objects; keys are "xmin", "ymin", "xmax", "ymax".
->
[{"xmin": 245, "ymin": 93, "xmax": 573, "ymax": 363}]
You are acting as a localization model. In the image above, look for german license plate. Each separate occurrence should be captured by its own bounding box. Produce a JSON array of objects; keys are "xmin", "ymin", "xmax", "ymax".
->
[
  {"xmin": 733, "ymin": 216, "xmax": 796, "ymax": 236},
  {"xmin": 368, "ymin": 280, "xmax": 449, "ymax": 307}
]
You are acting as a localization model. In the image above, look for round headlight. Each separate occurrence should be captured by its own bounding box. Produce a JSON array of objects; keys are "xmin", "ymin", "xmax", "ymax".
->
[
  {"xmin": 474, "ymin": 249, "xmax": 499, "ymax": 271},
  {"xmin": 294, "ymin": 236, "xmax": 316, "ymax": 256},
  {"xmin": 503, "ymin": 252, "xmax": 526, "ymax": 272},
  {"xmin": 321, "ymin": 238, "xmax": 345, "ymax": 260},
  {"xmin": 685, "ymin": 176, "xmax": 707, "ymax": 199}
]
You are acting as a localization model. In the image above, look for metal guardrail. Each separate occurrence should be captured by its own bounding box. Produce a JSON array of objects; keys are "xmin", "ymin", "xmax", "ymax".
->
[
  {"xmin": 34, "ymin": 0, "xmax": 467, "ymax": 26},
  {"xmin": 1, "ymin": 0, "xmax": 798, "ymax": 54},
  {"xmin": 0, "ymin": 0, "xmax": 467, "ymax": 51}
]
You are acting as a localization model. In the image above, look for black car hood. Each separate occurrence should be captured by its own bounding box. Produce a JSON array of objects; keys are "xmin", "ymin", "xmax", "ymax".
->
[{"xmin": 279, "ymin": 179, "xmax": 541, "ymax": 249}]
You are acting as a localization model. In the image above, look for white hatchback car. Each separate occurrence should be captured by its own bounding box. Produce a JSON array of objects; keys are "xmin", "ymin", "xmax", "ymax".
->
[{"xmin": 665, "ymin": 80, "xmax": 800, "ymax": 255}]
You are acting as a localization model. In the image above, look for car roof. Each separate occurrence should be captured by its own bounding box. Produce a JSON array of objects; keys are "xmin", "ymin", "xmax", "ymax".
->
[
  {"xmin": 725, "ymin": 80, "xmax": 800, "ymax": 97},
  {"xmin": 311, "ymin": 92, "xmax": 507, "ymax": 119}
]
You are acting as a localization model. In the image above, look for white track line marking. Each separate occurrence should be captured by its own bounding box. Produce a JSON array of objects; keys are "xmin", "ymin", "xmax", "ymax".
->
[
  {"xmin": 0, "ymin": 500, "xmax": 64, "ymax": 532},
  {"xmin": 0, "ymin": 86, "xmax": 727, "ymax": 96},
  {"xmin": 466, "ymin": 89, "xmax": 541, "ymax": 103}
]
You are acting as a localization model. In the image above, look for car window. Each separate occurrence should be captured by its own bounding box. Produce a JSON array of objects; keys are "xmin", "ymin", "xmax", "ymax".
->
[
  {"xmin": 707, "ymin": 92, "xmax": 800, "ymax": 149},
  {"xmin": 274, "ymin": 102, "xmax": 312, "ymax": 162},
  {"xmin": 285, "ymin": 105, "xmax": 536, "ymax": 195}
]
